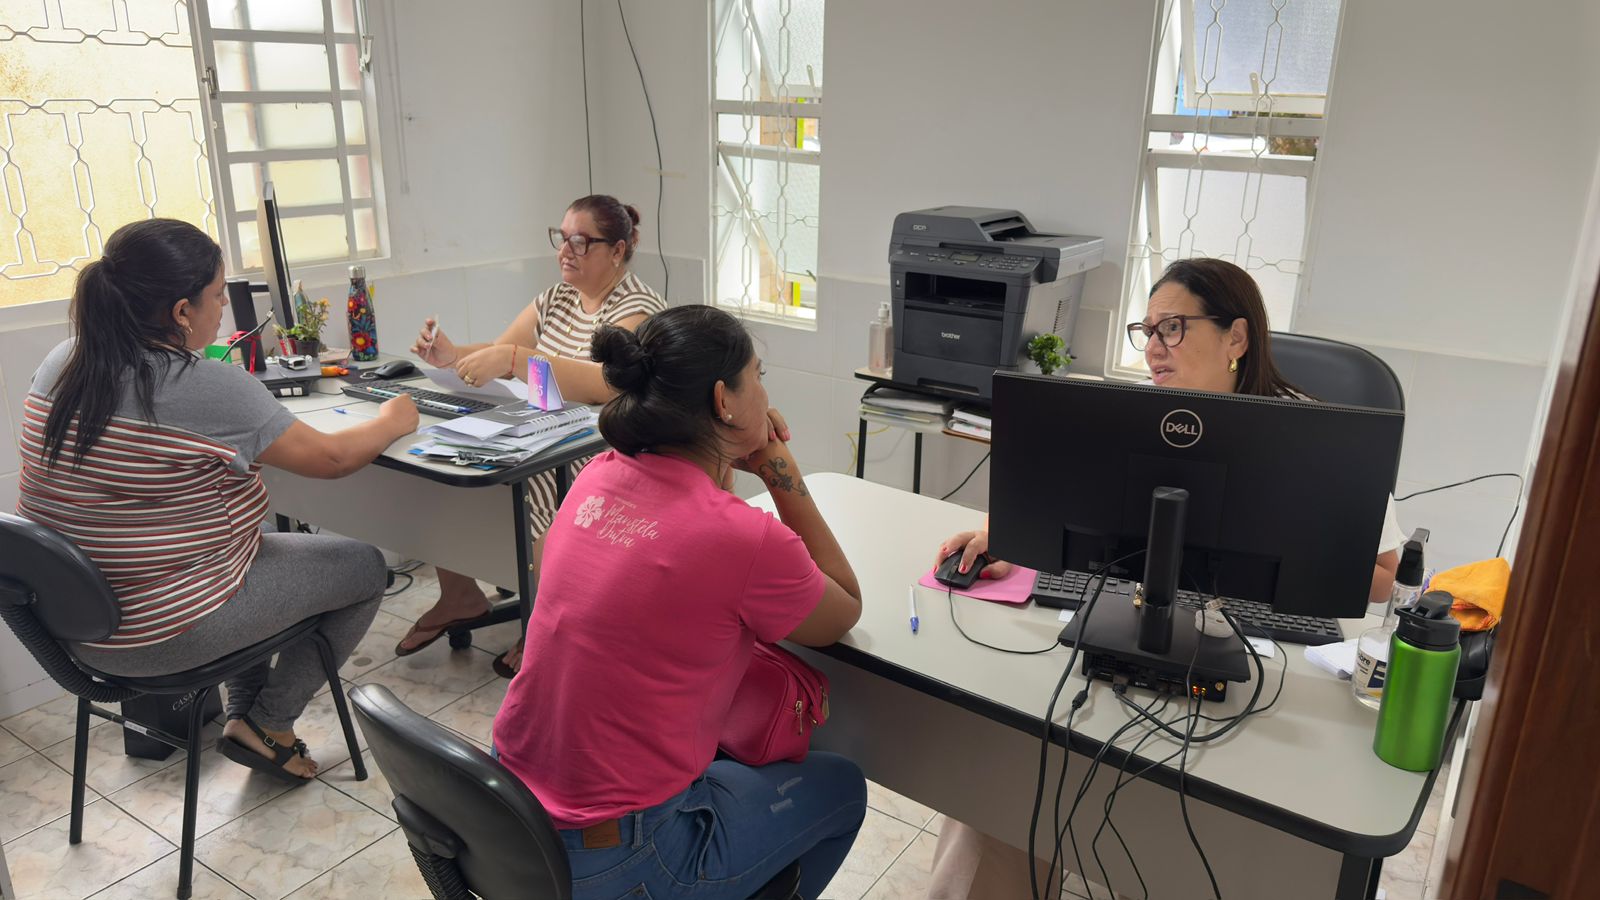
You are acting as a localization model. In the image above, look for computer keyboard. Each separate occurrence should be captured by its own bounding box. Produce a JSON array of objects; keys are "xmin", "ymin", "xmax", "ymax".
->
[
  {"xmin": 1030, "ymin": 570, "xmax": 1345, "ymax": 646},
  {"xmin": 341, "ymin": 380, "xmax": 498, "ymax": 418}
]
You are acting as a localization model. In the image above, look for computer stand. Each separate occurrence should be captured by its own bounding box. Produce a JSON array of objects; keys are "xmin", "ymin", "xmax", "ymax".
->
[{"xmin": 1058, "ymin": 486, "xmax": 1250, "ymax": 701}]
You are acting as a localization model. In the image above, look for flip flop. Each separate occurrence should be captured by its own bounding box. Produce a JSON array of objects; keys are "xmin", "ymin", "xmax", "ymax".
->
[
  {"xmin": 492, "ymin": 640, "xmax": 524, "ymax": 680},
  {"xmin": 216, "ymin": 716, "xmax": 313, "ymax": 786},
  {"xmin": 393, "ymin": 610, "xmax": 489, "ymax": 657}
]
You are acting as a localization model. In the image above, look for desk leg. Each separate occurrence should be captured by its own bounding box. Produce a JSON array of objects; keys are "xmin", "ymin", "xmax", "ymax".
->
[
  {"xmin": 856, "ymin": 418, "xmax": 867, "ymax": 479},
  {"xmin": 912, "ymin": 432, "xmax": 923, "ymax": 494},
  {"xmin": 512, "ymin": 483, "xmax": 534, "ymax": 634},
  {"xmin": 1336, "ymin": 854, "xmax": 1381, "ymax": 899}
]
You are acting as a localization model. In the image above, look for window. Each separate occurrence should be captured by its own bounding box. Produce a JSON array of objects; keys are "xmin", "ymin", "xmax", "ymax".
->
[
  {"xmin": 194, "ymin": 0, "xmax": 383, "ymax": 273},
  {"xmin": 0, "ymin": 0, "xmax": 384, "ymax": 310},
  {"xmin": 1117, "ymin": 0, "xmax": 1339, "ymax": 372},
  {"xmin": 711, "ymin": 0, "xmax": 823, "ymax": 326}
]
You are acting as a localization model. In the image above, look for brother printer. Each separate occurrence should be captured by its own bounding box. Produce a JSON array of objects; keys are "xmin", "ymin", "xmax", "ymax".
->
[{"xmin": 888, "ymin": 206, "xmax": 1103, "ymax": 400}]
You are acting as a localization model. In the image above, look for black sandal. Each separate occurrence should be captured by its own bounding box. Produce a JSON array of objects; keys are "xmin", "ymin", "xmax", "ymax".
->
[{"xmin": 216, "ymin": 715, "xmax": 313, "ymax": 785}]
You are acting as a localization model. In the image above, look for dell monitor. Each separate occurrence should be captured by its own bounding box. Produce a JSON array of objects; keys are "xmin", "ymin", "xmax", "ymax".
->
[
  {"xmin": 257, "ymin": 181, "xmax": 295, "ymax": 331},
  {"xmin": 989, "ymin": 373, "xmax": 1404, "ymax": 620}
]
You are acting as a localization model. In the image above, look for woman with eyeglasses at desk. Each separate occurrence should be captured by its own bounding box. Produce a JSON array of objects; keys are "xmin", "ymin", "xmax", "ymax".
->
[
  {"xmin": 925, "ymin": 257, "xmax": 1408, "ymax": 898},
  {"xmin": 17, "ymin": 219, "xmax": 418, "ymax": 784},
  {"xmin": 402, "ymin": 194, "xmax": 670, "ymax": 675},
  {"xmin": 493, "ymin": 305, "xmax": 868, "ymax": 900}
]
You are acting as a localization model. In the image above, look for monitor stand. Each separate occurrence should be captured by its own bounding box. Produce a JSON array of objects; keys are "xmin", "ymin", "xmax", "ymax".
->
[{"xmin": 1058, "ymin": 486, "xmax": 1249, "ymax": 701}]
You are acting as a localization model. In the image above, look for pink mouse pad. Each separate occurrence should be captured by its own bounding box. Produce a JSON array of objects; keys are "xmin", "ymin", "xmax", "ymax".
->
[{"xmin": 917, "ymin": 564, "xmax": 1037, "ymax": 605}]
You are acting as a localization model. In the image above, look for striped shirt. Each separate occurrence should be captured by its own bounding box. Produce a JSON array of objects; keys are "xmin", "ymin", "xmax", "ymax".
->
[
  {"xmin": 16, "ymin": 341, "xmax": 296, "ymax": 648},
  {"xmin": 521, "ymin": 273, "xmax": 666, "ymax": 534}
]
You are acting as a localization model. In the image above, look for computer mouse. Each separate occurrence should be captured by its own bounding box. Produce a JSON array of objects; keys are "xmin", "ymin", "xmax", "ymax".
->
[
  {"xmin": 370, "ymin": 359, "xmax": 419, "ymax": 380},
  {"xmin": 934, "ymin": 550, "xmax": 989, "ymax": 590}
]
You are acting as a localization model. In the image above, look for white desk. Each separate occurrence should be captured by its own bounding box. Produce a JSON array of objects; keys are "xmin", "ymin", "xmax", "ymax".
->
[
  {"xmin": 753, "ymin": 473, "xmax": 1458, "ymax": 899},
  {"xmin": 264, "ymin": 379, "xmax": 605, "ymax": 618}
]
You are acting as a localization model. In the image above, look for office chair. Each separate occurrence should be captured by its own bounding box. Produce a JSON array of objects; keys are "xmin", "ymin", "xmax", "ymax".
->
[
  {"xmin": 350, "ymin": 684, "xmax": 804, "ymax": 900},
  {"xmin": 1269, "ymin": 331, "xmax": 1405, "ymax": 411},
  {"xmin": 0, "ymin": 512, "xmax": 365, "ymax": 900}
]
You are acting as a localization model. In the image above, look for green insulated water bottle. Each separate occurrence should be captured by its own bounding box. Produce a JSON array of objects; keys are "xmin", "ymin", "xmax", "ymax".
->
[{"xmin": 1374, "ymin": 591, "xmax": 1461, "ymax": 771}]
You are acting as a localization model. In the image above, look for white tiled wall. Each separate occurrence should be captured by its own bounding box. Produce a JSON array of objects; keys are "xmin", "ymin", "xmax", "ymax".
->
[{"xmin": 0, "ymin": 316, "xmax": 72, "ymax": 717}]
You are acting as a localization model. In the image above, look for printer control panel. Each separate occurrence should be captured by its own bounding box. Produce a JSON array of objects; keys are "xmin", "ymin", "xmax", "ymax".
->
[{"xmin": 895, "ymin": 247, "xmax": 1037, "ymax": 275}]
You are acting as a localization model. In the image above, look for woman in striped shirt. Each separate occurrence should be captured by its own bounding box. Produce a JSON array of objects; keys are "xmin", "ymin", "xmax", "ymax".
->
[
  {"xmin": 18, "ymin": 219, "xmax": 419, "ymax": 783},
  {"xmin": 402, "ymin": 195, "xmax": 668, "ymax": 674}
]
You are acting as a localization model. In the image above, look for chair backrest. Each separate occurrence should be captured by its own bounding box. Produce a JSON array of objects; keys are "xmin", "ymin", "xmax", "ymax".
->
[
  {"xmin": 350, "ymin": 683, "xmax": 572, "ymax": 900},
  {"xmin": 1269, "ymin": 332, "xmax": 1405, "ymax": 412},
  {"xmin": 0, "ymin": 512, "xmax": 119, "ymax": 642}
]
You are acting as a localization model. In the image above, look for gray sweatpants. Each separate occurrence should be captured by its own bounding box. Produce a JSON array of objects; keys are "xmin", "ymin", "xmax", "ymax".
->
[{"xmin": 74, "ymin": 532, "xmax": 385, "ymax": 732}]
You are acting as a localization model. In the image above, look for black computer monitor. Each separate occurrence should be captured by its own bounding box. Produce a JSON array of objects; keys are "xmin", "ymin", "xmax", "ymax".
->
[
  {"xmin": 257, "ymin": 181, "xmax": 295, "ymax": 330},
  {"xmin": 988, "ymin": 373, "xmax": 1403, "ymax": 619}
]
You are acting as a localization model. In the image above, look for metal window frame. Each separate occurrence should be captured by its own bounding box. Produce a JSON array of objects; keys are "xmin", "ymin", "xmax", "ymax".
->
[
  {"xmin": 1114, "ymin": 0, "xmax": 1343, "ymax": 379},
  {"xmin": 190, "ymin": 0, "xmax": 387, "ymax": 276},
  {"xmin": 709, "ymin": 0, "xmax": 823, "ymax": 326},
  {"xmin": 1178, "ymin": 0, "xmax": 1332, "ymax": 117}
]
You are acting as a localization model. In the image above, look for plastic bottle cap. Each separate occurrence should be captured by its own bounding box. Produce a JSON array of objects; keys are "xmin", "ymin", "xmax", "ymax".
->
[
  {"xmin": 1396, "ymin": 536, "xmax": 1426, "ymax": 586},
  {"xmin": 1395, "ymin": 591, "xmax": 1460, "ymax": 651},
  {"xmin": 349, "ymin": 265, "xmax": 366, "ymax": 280}
]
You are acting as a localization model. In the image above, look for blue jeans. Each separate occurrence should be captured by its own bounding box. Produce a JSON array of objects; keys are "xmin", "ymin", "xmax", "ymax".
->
[{"xmin": 561, "ymin": 752, "xmax": 867, "ymax": 900}]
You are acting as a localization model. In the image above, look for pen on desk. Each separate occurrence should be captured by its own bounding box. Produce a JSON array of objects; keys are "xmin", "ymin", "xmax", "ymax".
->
[
  {"xmin": 333, "ymin": 407, "xmax": 376, "ymax": 419},
  {"xmin": 908, "ymin": 585, "xmax": 919, "ymax": 635}
]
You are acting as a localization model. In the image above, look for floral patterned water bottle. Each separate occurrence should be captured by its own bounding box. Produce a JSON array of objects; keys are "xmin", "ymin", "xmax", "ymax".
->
[{"xmin": 347, "ymin": 265, "xmax": 378, "ymax": 361}]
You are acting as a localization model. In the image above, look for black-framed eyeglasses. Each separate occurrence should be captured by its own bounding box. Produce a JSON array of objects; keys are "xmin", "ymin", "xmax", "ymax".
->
[
  {"xmin": 548, "ymin": 227, "xmax": 606, "ymax": 257},
  {"xmin": 1126, "ymin": 315, "xmax": 1230, "ymax": 352}
]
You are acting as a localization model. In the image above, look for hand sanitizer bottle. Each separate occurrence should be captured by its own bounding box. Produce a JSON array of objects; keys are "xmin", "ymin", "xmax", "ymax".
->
[
  {"xmin": 1352, "ymin": 531, "xmax": 1427, "ymax": 709},
  {"xmin": 868, "ymin": 301, "xmax": 893, "ymax": 374}
]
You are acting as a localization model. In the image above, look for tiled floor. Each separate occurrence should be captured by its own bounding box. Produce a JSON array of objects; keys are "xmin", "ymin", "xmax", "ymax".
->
[{"xmin": 0, "ymin": 566, "xmax": 1447, "ymax": 899}]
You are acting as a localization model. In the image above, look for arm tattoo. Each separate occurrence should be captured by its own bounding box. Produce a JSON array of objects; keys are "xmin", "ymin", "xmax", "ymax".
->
[{"xmin": 757, "ymin": 456, "xmax": 810, "ymax": 497}]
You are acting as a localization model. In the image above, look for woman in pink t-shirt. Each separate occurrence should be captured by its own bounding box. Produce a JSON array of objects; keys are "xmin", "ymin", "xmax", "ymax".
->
[{"xmin": 493, "ymin": 305, "xmax": 867, "ymax": 899}]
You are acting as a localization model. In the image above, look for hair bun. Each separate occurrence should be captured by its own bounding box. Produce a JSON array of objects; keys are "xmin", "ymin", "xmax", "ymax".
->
[
  {"xmin": 592, "ymin": 325, "xmax": 651, "ymax": 393},
  {"xmin": 624, "ymin": 204, "xmax": 641, "ymax": 226}
]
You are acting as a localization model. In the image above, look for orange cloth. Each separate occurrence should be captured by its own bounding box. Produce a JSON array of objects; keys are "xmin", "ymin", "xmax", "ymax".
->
[{"xmin": 1430, "ymin": 557, "xmax": 1511, "ymax": 631}]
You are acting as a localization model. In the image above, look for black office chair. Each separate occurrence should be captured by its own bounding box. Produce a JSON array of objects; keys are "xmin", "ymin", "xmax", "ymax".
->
[
  {"xmin": 350, "ymin": 684, "xmax": 804, "ymax": 900},
  {"xmin": 0, "ymin": 512, "xmax": 365, "ymax": 900},
  {"xmin": 1270, "ymin": 331, "xmax": 1405, "ymax": 412}
]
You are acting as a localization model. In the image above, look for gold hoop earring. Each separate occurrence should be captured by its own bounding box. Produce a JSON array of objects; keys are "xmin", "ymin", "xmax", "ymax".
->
[{"xmin": 1228, "ymin": 358, "xmax": 1238, "ymax": 374}]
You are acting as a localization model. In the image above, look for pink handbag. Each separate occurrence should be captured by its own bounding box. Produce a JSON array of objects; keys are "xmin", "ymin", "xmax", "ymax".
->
[{"xmin": 719, "ymin": 642, "xmax": 830, "ymax": 766}]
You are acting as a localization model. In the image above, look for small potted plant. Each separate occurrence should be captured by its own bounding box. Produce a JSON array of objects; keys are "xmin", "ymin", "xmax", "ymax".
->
[
  {"xmin": 1027, "ymin": 332, "xmax": 1071, "ymax": 376},
  {"xmin": 275, "ymin": 281, "xmax": 330, "ymax": 358}
]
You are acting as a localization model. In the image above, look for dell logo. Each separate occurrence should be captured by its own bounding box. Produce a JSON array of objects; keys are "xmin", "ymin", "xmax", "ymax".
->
[
  {"xmin": 940, "ymin": 331, "xmax": 961, "ymax": 340},
  {"xmin": 1160, "ymin": 409, "xmax": 1203, "ymax": 448}
]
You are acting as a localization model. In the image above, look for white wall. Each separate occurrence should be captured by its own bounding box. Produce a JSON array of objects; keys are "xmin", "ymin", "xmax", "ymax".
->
[
  {"xmin": 4, "ymin": 1, "xmax": 1598, "ymax": 712},
  {"xmin": 0, "ymin": 0, "xmax": 590, "ymax": 716},
  {"xmin": 581, "ymin": 0, "xmax": 1599, "ymax": 573}
]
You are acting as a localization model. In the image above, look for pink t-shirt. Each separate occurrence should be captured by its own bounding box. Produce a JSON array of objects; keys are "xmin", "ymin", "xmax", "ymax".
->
[{"xmin": 493, "ymin": 451, "xmax": 826, "ymax": 828}]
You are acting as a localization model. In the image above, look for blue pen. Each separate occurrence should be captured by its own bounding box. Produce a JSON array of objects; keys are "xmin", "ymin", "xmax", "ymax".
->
[
  {"xmin": 333, "ymin": 407, "xmax": 376, "ymax": 419},
  {"xmin": 908, "ymin": 585, "xmax": 919, "ymax": 635}
]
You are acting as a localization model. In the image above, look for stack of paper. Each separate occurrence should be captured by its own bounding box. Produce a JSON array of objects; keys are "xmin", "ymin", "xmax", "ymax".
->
[
  {"xmin": 947, "ymin": 406, "xmax": 992, "ymax": 440},
  {"xmin": 413, "ymin": 405, "xmax": 598, "ymax": 467},
  {"xmin": 860, "ymin": 388, "xmax": 953, "ymax": 428}
]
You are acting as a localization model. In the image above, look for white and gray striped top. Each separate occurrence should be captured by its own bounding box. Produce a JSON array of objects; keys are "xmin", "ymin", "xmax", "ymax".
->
[{"xmin": 520, "ymin": 273, "xmax": 666, "ymax": 536}]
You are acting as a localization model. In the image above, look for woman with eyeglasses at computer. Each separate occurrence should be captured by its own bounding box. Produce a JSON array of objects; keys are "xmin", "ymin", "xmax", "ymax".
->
[
  {"xmin": 17, "ymin": 219, "xmax": 418, "ymax": 784},
  {"xmin": 401, "ymin": 194, "xmax": 678, "ymax": 676},
  {"xmin": 925, "ymin": 257, "xmax": 1407, "ymax": 898},
  {"xmin": 492, "ymin": 305, "xmax": 867, "ymax": 900}
]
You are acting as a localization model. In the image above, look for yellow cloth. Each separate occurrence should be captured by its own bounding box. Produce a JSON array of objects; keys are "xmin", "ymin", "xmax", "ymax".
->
[{"xmin": 1429, "ymin": 557, "xmax": 1511, "ymax": 631}]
